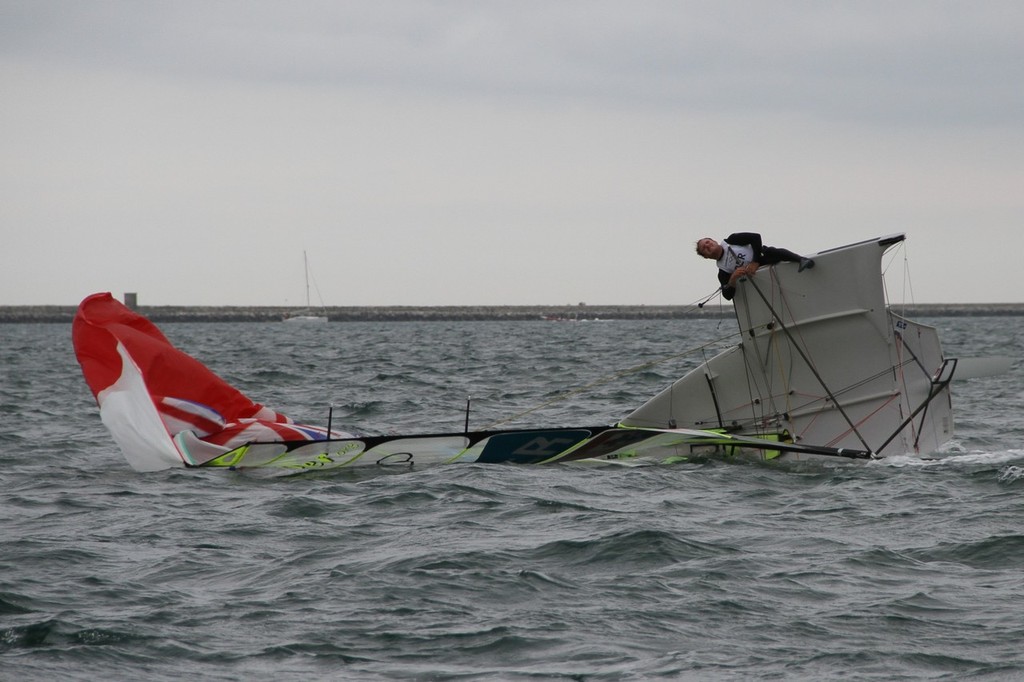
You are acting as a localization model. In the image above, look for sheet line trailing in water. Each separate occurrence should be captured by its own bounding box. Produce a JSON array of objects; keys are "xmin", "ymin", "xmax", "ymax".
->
[{"xmin": 74, "ymin": 234, "xmax": 992, "ymax": 472}]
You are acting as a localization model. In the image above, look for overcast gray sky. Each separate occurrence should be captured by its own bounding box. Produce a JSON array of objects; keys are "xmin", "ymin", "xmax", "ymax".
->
[{"xmin": 2, "ymin": 1, "xmax": 1022, "ymax": 306}]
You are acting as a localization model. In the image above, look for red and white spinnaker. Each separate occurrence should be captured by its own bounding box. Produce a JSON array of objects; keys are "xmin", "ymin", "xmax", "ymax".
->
[{"xmin": 73, "ymin": 293, "xmax": 344, "ymax": 471}]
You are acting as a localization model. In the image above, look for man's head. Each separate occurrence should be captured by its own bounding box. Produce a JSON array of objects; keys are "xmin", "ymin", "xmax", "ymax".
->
[{"xmin": 696, "ymin": 238, "xmax": 723, "ymax": 260}]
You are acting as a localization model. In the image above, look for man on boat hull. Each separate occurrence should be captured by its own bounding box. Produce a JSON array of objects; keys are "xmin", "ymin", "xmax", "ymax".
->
[{"xmin": 696, "ymin": 232, "xmax": 814, "ymax": 300}]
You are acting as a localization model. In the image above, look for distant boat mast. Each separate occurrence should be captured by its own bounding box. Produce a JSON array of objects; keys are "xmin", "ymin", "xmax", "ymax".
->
[{"xmin": 303, "ymin": 250, "xmax": 312, "ymax": 309}]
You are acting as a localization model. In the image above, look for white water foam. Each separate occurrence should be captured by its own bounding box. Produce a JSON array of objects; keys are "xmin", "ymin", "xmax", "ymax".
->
[
  {"xmin": 871, "ymin": 449, "xmax": 1024, "ymax": 469},
  {"xmin": 997, "ymin": 464, "xmax": 1024, "ymax": 483}
]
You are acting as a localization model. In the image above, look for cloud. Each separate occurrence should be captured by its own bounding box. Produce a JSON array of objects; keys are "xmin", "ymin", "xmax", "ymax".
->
[
  {"xmin": 1, "ymin": 1, "xmax": 1022, "ymax": 305},
  {"xmin": 5, "ymin": 1, "xmax": 1023, "ymax": 125}
]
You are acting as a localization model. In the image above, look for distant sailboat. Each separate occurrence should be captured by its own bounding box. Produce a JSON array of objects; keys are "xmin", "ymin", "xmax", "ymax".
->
[{"xmin": 284, "ymin": 251, "xmax": 328, "ymax": 323}]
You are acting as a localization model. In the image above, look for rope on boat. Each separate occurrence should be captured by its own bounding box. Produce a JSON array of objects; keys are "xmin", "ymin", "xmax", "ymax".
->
[
  {"xmin": 744, "ymin": 276, "xmax": 875, "ymax": 453},
  {"xmin": 482, "ymin": 290, "xmax": 738, "ymax": 430}
]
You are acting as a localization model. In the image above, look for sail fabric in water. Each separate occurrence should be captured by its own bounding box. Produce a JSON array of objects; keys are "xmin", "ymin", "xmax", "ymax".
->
[
  {"xmin": 621, "ymin": 234, "xmax": 952, "ymax": 457},
  {"xmin": 73, "ymin": 292, "xmax": 340, "ymax": 471}
]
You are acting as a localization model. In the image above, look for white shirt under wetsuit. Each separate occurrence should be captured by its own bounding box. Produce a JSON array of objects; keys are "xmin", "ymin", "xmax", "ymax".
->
[
  {"xmin": 716, "ymin": 242, "xmax": 755, "ymax": 275},
  {"xmin": 712, "ymin": 232, "xmax": 805, "ymax": 301}
]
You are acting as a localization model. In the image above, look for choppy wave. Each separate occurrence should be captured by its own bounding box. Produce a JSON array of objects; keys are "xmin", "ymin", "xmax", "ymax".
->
[
  {"xmin": 876, "ymin": 448, "xmax": 1024, "ymax": 469},
  {"xmin": 2, "ymin": 317, "xmax": 1023, "ymax": 680}
]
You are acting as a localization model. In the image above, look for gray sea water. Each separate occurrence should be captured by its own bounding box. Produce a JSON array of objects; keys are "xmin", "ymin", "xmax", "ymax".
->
[{"xmin": 2, "ymin": 316, "xmax": 1023, "ymax": 681}]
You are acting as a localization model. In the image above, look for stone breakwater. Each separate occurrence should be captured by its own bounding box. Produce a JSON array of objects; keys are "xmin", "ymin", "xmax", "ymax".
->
[{"xmin": 2, "ymin": 303, "xmax": 1023, "ymax": 324}]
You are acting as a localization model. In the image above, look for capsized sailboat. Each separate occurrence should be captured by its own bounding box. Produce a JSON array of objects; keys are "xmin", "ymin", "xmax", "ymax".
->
[{"xmin": 73, "ymin": 234, "xmax": 995, "ymax": 472}]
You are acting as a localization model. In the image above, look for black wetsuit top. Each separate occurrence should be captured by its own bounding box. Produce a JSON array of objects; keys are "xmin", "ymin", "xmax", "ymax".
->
[{"xmin": 717, "ymin": 232, "xmax": 802, "ymax": 300}]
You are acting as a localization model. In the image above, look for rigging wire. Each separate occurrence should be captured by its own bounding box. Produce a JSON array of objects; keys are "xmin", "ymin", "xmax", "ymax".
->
[
  {"xmin": 308, "ymin": 268, "xmax": 328, "ymax": 310},
  {"xmin": 882, "ymin": 238, "xmax": 922, "ymax": 449},
  {"xmin": 880, "ymin": 238, "xmax": 912, "ymax": 315},
  {"xmin": 301, "ymin": 251, "xmax": 329, "ymax": 311},
  {"xmin": 481, "ymin": 336, "xmax": 737, "ymax": 430},
  {"xmin": 481, "ymin": 289, "xmax": 737, "ymax": 430},
  {"xmin": 745, "ymin": 276, "xmax": 875, "ymax": 453}
]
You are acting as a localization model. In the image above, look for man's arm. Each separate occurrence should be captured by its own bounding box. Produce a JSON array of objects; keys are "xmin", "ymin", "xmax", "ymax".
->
[{"xmin": 718, "ymin": 269, "xmax": 736, "ymax": 300}]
